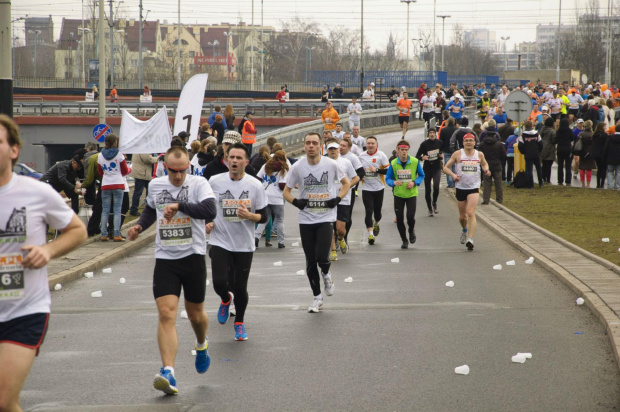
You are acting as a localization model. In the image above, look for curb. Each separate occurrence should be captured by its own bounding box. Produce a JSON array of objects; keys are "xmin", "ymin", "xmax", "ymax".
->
[
  {"xmin": 447, "ymin": 189, "xmax": 620, "ymax": 370},
  {"xmin": 48, "ymin": 227, "xmax": 157, "ymax": 290}
]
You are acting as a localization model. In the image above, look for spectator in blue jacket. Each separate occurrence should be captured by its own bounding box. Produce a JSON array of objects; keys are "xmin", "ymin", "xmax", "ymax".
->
[
  {"xmin": 208, "ymin": 105, "xmax": 228, "ymax": 129},
  {"xmin": 504, "ymin": 128, "xmax": 520, "ymax": 184}
]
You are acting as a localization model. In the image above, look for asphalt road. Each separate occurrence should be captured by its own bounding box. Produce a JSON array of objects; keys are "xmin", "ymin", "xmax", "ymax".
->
[{"xmin": 22, "ymin": 128, "xmax": 620, "ymax": 411}]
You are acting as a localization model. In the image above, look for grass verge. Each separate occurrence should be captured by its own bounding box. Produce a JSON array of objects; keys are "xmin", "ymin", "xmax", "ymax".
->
[{"xmin": 492, "ymin": 185, "xmax": 620, "ymax": 266}]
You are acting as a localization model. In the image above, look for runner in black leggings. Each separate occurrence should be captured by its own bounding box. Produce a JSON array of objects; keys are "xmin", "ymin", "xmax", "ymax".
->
[
  {"xmin": 415, "ymin": 129, "xmax": 444, "ymax": 216},
  {"xmin": 358, "ymin": 136, "xmax": 390, "ymax": 245}
]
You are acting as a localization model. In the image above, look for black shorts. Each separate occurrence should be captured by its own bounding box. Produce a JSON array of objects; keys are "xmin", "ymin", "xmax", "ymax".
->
[
  {"xmin": 398, "ymin": 116, "xmax": 410, "ymax": 125},
  {"xmin": 455, "ymin": 188, "xmax": 480, "ymax": 202},
  {"xmin": 0, "ymin": 313, "xmax": 49, "ymax": 355},
  {"xmin": 153, "ymin": 254, "xmax": 207, "ymax": 303},
  {"xmin": 551, "ymin": 113, "xmax": 560, "ymax": 121},
  {"xmin": 336, "ymin": 204, "xmax": 351, "ymax": 223},
  {"xmin": 568, "ymin": 108, "xmax": 579, "ymax": 117}
]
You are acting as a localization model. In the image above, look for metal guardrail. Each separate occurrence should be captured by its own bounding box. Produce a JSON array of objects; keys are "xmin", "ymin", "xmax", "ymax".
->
[
  {"xmin": 254, "ymin": 104, "xmax": 421, "ymax": 155},
  {"xmin": 12, "ymin": 100, "xmax": 398, "ymax": 118}
]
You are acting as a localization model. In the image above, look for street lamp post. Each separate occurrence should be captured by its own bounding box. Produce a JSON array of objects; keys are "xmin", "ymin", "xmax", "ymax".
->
[
  {"xmin": 11, "ymin": 17, "xmax": 25, "ymax": 79},
  {"xmin": 556, "ymin": 0, "xmax": 561, "ymax": 84},
  {"xmin": 305, "ymin": 46, "xmax": 315, "ymax": 83},
  {"xmin": 260, "ymin": 0, "xmax": 264, "ymax": 90},
  {"xmin": 400, "ymin": 0, "xmax": 417, "ymax": 63},
  {"xmin": 604, "ymin": 0, "xmax": 611, "ymax": 85},
  {"xmin": 177, "ymin": 0, "xmax": 181, "ymax": 89},
  {"xmin": 208, "ymin": 40, "xmax": 219, "ymax": 64},
  {"xmin": 437, "ymin": 14, "xmax": 450, "ymax": 71},
  {"xmin": 28, "ymin": 29, "xmax": 41, "ymax": 79},
  {"xmin": 251, "ymin": 0, "xmax": 255, "ymax": 90},
  {"xmin": 224, "ymin": 31, "xmax": 233, "ymax": 83},
  {"xmin": 138, "ymin": 0, "xmax": 143, "ymax": 89},
  {"xmin": 501, "ymin": 36, "xmax": 510, "ymax": 73},
  {"xmin": 78, "ymin": 27, "xmax": 90, "ymax": 87},
  {"xmin": 432, "ymin": 0, "xmax": 436, "ymax": 71}
]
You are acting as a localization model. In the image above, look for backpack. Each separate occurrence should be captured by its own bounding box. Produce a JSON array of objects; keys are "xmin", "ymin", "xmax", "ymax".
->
[{"xmin": 512, "ymin": 170, "xmax": 528, "ymax": 188}]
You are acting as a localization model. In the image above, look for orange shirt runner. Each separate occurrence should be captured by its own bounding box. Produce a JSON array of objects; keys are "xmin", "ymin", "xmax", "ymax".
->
[{"xmin": 396, "ymin": 98, "xmax": 413, "ymax": 117}]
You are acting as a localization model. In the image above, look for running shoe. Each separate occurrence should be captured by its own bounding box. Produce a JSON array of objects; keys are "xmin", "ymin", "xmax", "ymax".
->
[
  {"xmin": 409, "ymin": 231, "xmax": 416, "ymax": 244},
  {"xmin": 460, "ymin": 230, "xmax": 468, "ymax": 244},
  {"xmin": 338, "ymin": 239, "xmax": 349, "ymax": 254},
  {"xmin": 373, "ymin": 222, "xmax": 380, "ymax": 236},
  {"xmin": 230, "ymin": 301, "xmax": 236, "ymax": 317},
  {"xmin": 330, "ymin": 250, "xmax": 338, "ymax": 261},
  {"xmin": 401, "ymin": 240, "xmax": 409, "ymax": 249},
  {"xmin": 234, "ymin": 323, "xmax": 248, "ymax": 341},
  {"xmin": 433, "ymin": 203, "xmax": 439, "ymax": 214},
  {"xmin": 153, "ymin": 368, "xmax": 178, "ymax": 395},
  {"xmin": 466, "ymin": 238, "xmax": 474, "ymax": 251},
  {"xmin": 323, "ymin": 272, "xmax": 335, "ymax": 296},
  {"xmin": 308, "ymin": 297, "xmax": 324, "ymax": 313},
  {"xmin": 368, "ymin": 234, "xmax": 375, "ymax": 245},
  {"xmin": 218, "ymin": 292, "xmax": 234, "ymax": 324},
  {"xmin": 195, "ymin": 341, "xmax": 211, "ymax": 374},
  {"xmin": 278, "ymin": 243, "xmax": 286, "ymax": 249},
  {"xmin": 428, "ymin": 209, "xmax": 434, "ymax": 217}
]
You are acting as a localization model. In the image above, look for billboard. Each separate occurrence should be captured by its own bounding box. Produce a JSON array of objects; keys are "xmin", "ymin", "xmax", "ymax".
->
[{"xmin": 194, "ymin": 53, "xmax": 236, "ymax": 66}]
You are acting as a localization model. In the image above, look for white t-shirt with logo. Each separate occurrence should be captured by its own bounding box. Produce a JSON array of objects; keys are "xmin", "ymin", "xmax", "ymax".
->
[
  {"xmin": 256, "ymin": 165, "xmax": 288, "ymax": 205},
  {"xmin": 98, "ymin": 151, "xmax": 127, "ymax": 188},
  {"xmin": 420, "ymin": 96, "xmax": 436, "ymax": 113},
  {"xmin": 0, "ymin": 174, "xmax": 74, "ymax": 322},
  {"xmin": 190, "ymin": 154, "xmax": 207, "ymax": 177},
  {"xmin": 286, "ymin": 156, "xmax": 345, "ymax": 224},
  {"xmin": 208, "ymin": 173, "xmax": 268, "ymax": 252},
  {"xmin": 334, "ymin": 156, "xmax": 356, "ymax": 206},
  {"xmin": 341, "ymin": 151, "xmax": 362, "ymax": 170},
  {"xmin": 146, "ymin": 174, "xmax": 215, "ymax": 259},
  {"xmin": 359, "ymin": 150, "xmax": 390, "ymax": 192},
  {"xmin": 347, "ymin": 103, "xmax": 363, "ymax": 121},
  {"xmin": 351, "ymin": 135, "xmax": 366, "ymax": 151}
]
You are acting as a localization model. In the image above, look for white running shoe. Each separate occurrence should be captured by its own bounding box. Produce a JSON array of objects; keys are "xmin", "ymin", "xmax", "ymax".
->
[
  {"xmin": 460, "ymin": 231, "xmax": 468, "ymax": 244},
  {"xmin": 466, "ymin": 238, "xmax": 474, "ymax": 251},
  {"xmin": 308, "ymin": 297, "xmax": 324, "ymax": 313},
  {"xmin": 322, "ymin": 272, "xmax": 335, "ymax": 296},
  {"xmin": 230, "ymin": 301, "xmax": 236, "ymax": 317}
]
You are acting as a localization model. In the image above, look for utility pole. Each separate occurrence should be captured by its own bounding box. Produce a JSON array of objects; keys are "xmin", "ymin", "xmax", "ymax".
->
[
  {"xmin": 250, "ymin": 0, "xmax": 255, "ymax": 91},
  {"xmin": 360, "ymin": 0, "xmax": 364, "ymax": 94},
  {"xmin": 177, "ymin": 0, "xmax": 181, "ymax": 89},
  {"xmin": 604, "ymin": 0, "xmax": 611, "ymax": 85},
  {"xmin": 556, "ymin": 0, "xmax": 561, "ymax": 84},
  {"xmin": 109, "ymin": 0, "xmax": 115, "ymax": 87},
  {"xmin": 138, "ymin": 0, "xmax": 143, "ymax": 88},
  {"xmin": 501, "ymin": 36, "xmax": 510, "ymax": 72},
  {"xmin": 99, "ymin": 0, "xmax": 106, "ymax": 125},
  {"xmin": 224, "ymin": 31, "xmax": 233, "ymax": 84},
  {"xmin": 400, "ymin": 1, "xmax": 417, "ymax": 63},
  {"xmin": 1, "ymin": 4, "xmax": 13, "ymax": 117},
  {"xmin": 260, "ymin": 0, "xmax": 264, "ymax": 90},
  {"xmin": 437, "ymin": 15, "xmax": 450, "ymax": 71},
  {"xmin": 432, "ymin": 0, "xmax": 436, "ymax": 71}
]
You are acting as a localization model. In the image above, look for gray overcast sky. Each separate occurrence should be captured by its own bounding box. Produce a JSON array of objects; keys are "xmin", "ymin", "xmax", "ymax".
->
[{"xmin": 11, "ymin": 0, "xmax": 615, "ymax": 53}]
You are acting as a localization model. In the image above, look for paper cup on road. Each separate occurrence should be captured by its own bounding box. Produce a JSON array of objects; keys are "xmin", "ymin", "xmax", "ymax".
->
[
  {"xmin": 180, "ymin": 310, "xmax": 188, "ymax": 319},
  {"xmin": 206, "ymin": 279, "xmax": 210, "ymax": 286},
  {"xmin": 292, "ymin": 242, "xmax": 299, "ymax": 247},
  {"xmin": 493, "ymin": 264, "xmax": 502, "ymax": 270},
  {"xmin": 454, "ymin": 365, "xmax": 470, "ymax": 375},
  {"xmin": 296, "ymin": 270, "xmax": 305, "ymax": 276},
  {"xmin": 191, "ymin": 349, "xmax": 197, "ymax": 356},
  {"xmin": 84, "ymin": 272, "xmax": 94, "ymax": 278},
  {"xmin": 344, "ymin": 277, "xmax": 353, "ymax": 283},
  {"xmin": 445, "ymin": 281, "xmax": 454, "ymax": 288},
  {"xmin": 54, "ymin": 283, "xmax": 62, "ymax": 291},
  {"xmin": 517, "ymin": 352, "xmax": 532, "ymax": 359},
  {"xmin": 602, "ymin": 238, "xmax": 610, "ymax": 242},
  {"xmin": 391, "ymin": 258, "xmax": 400, "ymax": 263},
  {"xmin": 511, "ymin": 354, "xmax": 527, "ymax": 363},
  {"xmin": 102, "ymin": 268, "xmax": 112, "ymax": 274},
  {"xmin": 576, "ymin": 297, "xmax": 585, "ymax": 305},
  {"xmin": 525, "ymin": 257, "xmax": 534, "ymax": 264},
  {"xmin": 119, "ymin": 277, "xmax": 126, "ymax": 284},
  {"xmin": 91, "ymin": 290, "xmax": 102, "ymax": 298},
  {"xmin": 506, "ymin": 260, "xmax": 516, "ymax": 266},
  {"xmin": 273, "ymin": 261, "xmax": 283, "ymax": 267}
]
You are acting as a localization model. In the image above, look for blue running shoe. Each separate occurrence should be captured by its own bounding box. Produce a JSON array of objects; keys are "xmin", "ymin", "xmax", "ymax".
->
[
  {"xmin": 218, "ymin": 292, "xmax": 233, "ymax": 325},
  {"xmin": 195, "ymin": 341, "xmax": 211, "ymax": 374},
  {"xmin": 153, "ymin": 367, "xmax": 178, "ymax": 395},
  {"xmin": 234, "ymin": 323, "xmax": 248, "ymax": 341}
]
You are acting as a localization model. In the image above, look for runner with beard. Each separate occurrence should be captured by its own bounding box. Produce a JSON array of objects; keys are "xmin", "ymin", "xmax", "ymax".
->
[
  {"xmin": 358, "ymin": 136, "xmax": 390, "ymax": 245},
  {"xmin": 415, "ymin": 129, "xmax": 444, "ymax": 216}
]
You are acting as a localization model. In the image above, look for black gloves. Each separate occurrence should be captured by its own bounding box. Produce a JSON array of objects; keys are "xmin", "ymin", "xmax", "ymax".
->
[
  {"xmin": 325, "ymin": 196, "xmax": 342, "ymax": 208},
  {"xmin": 292, "ymin": 198, "xmax": 308, "ymax": 210}
]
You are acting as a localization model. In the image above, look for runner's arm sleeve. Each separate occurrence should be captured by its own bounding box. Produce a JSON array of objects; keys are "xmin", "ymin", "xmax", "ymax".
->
[
  {"xmin": 255, "ymin": 207, "xmax": 269, "ymax": 224},
  {"xmin": 377, "ymin": 168, "xmax": 388, "ymax": 175},
  {"xmin": 177, "ymin": 198, "xmax": 217, "ymax": 221},
  {"xmin": 385, "ymin": 165, "xmax": 395, "ymax": 187},
  {"xmin": 355, "ymin": 166, "xmax": 365, "ymax": 179},
  {"xmin": 136, "ymin": 204, "xmax": 157, "ymax": 230},
  {"xmin": 414, "ymin": 162, "xmax": 425, "ymax": 186}
]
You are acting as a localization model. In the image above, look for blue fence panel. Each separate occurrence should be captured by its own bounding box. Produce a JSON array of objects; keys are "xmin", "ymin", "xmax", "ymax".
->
[{"xmin": 312, "ymin": 70, "xmax": 441, "ymax": 92}]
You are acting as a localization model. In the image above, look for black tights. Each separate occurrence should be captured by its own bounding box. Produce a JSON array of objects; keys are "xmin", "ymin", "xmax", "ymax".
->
[
  {"xmin": 424, "ymin": 169, "xmax": 441, "ymax": 209},
  {"xmin": 542, "ymin": 160, "xmax": 554, "ymax": 183},
  {"xmin": 345, "ymin": 188, "xmax": 356, "ymax": 242},
  {"xmin": 596, "ymin": 158, "xmax": 607, "ymax": 188},
  {"xmin": 394, "ymin": 196, "xmax": 417, "ymax": 242},
  {"xmin": 362, "ymin": 189, "xmax": 384, "ymax": 228},
  {"xmin": 299, "ymin": 222, "xmax": 333, "ymax": 296},
  {"xmin": 209, "ymin": 246, "xmax": 253, "ymax": 323}
]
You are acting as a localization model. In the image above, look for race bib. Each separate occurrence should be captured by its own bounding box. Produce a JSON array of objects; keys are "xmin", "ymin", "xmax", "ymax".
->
[
  {"xmin": 461, "ymin": 160, "xmax": 479, "ymax": 174},
  {"xmin": 0, "ymin": 254, "xmax": 25, "ymax": 300},
  {"xmin": 451, "ymin": 106, "xmax": 460, "ymax": 113},
  {"xmin": 222, "ymin": 199, "xmax": 251, "ymax": 222},
  {"xmin": 365, "ymin": 168, "xmax": 377, "ymax": 179},
  {"xmin": 159, "ymin": 217, "xmax": 192, "ymax": 246},
  {"xmin": 396, "ymin": 169, "xmax": 412, "ymax": 181},
  {"xmin": 400, "ymin": 108, "xmax": 408, "ymax": 115},
  {"xmin": 326, "ymin": 118, "xmax": 332, "ymax": 124},
  {"xmin": 306, "ymin": 193, "xmax": 329, "ymax": 213},
  {"xmin": 424, "ymin": 102, "xmax": 433, "ymax": 109},
  {"xmin": 428, "ymin": 149, "xmax": 439, "ymax": 161}
]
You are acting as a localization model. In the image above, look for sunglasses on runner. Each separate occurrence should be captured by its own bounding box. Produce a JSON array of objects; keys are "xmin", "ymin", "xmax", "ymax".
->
[{"xmin": 164, "ymin": 163, "xmax": 189, "ymax": 174}]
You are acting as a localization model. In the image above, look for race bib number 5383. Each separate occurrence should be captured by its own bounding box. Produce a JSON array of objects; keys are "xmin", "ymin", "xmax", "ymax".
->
[
  {"xmin": 159, "ymin": 217, "xmax": 192, "ymax": 246},
  {"xmin": 0, "ymin": 254, "xmax": 25, "ymax": 300}
]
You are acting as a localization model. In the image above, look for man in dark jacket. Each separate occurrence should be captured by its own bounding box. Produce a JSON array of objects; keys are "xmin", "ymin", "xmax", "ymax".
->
[
  {"xmin": 604, "ymin": 121, "xmax": 620, "ymax": 190},
  {"xmin": 40, "ymin": 156, "xmax": 84, "ymax": 213},
  {"xmin": 449, "ymin": 116, "xmax": 477, "ymax": 152},
  {"xmin": 517, "ymin": 120, "xmax": 544, "ymax": 188},
  {"xmin": 203, "ymin": 131, "xmax": 256, "ymax": 181},
  {"xmin": 439, "ymin": 117, "xmax": 457, "ymax": 188},
  {"xmin": 479, "ymin": 130, "xmax": 507, "ymax": 203}
]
